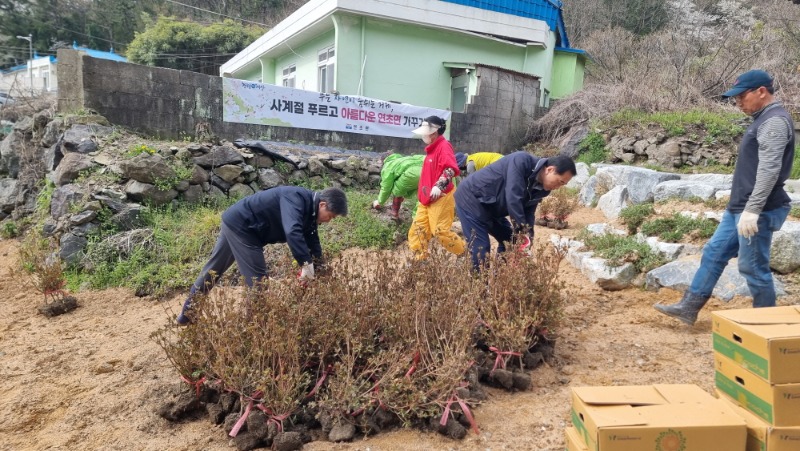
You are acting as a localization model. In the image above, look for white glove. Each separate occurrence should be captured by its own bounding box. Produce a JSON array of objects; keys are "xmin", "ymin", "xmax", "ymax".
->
[
  {"xmin": 429, "ymin": 186, "xmax": 442, "ymax": 200},
  {"xmin": 372, "ymin": 200, "xmax": 382, "ymax": 210},
  {"xmin": 299, "ymin": 262, "xmax": 315, "ymax": 281},
  {"xmin": 738, "ymin": 211, "xmax": 759, "ymax": 239}
]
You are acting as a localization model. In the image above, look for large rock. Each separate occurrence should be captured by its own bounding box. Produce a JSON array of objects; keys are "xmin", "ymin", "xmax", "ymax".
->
[
  {"xmin": 59, "ymin": 232, "xmax": 88, "ymax": 266},
  {"xmin": 51, "ymin": 184, "xmax": 87, "ymax": 218},
  {"xmin": 579, "ymin": 175, "xmax": 598, "ymax": 206},
  {"xmin": 0, "ymin": 178, "xmax": 18, "ymax": 213},
  {"xmin": 229, "ymin": 183, "xmax": 255, "ymax": 199},
  {"xmin": 681, "ymin": 173, "xmax": 734, "ymax": 189},
  {"xmin": 645, "ymin": 256, "xmax": 786, "ymax": 301},
  {"xmin": 258, "ymin": 169, "xmax": 283, "ymax": 189},
  {"xmin": 213, "ymin": 164, "xmax": 244, "ymax": 183},
  {"xmin": 597, "ymin": 185, "xmax": 629, "ymax": 220},
  {"xmin": 566, "ymin": 162, "xmax": 590, "ymax": 190},
  {"xmin": 120, "ymin": 154, "xmax": 177, "ymax": 185},
  {"xmin": 557, "ymin": 125, "xmax": 589, "ymax": 159},
  {"xmin": 0, "ymin": 131, "xmax": 23, "ymax": 177},
  {"xmin": 41, "ymin": 117, "xmax": 63, "ymax": 148},
  {"xmin": 110, "ymin": 205, "xmax": 146, "ymax": 230},
  {"xmin": 53, "ymin": 152, "xmax": 94, "ymax": 186},
  {"xmin": 594, "ymin": 165, "xmax": 680, "ymax": 204},
  {"xmin": 770, "ymin": 221, "xmax": 800, "ymax": 274},
  {"xmin": 648, "ymin": 140, "xmax": 682, "ymax": 167},
  {"xmin": 61, "ymin": 124, "xmax": 113, "ymax": 153},
  {"xmin": 192, "ymin": 145, "xmax": 244, "ymax": 168},
  {"xmin": 181, "ymin": 184, "xmax": 205, "ymax": 203},
  {"xmin": 125, "ymin": 180, "xmax": 178, "ymax": 206},
  {"xmin": 581, "ymin": 257, "xmax": 638, "ymax": 290},
  {"xmin": 189, "ymin": 164, "xmax": 209, "ymax": 185},
  {"xmin": 653, "ymin": 180, "xmax": 718, "ymax": 202}
]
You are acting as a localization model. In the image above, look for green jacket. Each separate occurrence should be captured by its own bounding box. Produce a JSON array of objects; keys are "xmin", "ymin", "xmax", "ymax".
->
[{"xmin": 377, "ymin": 154, "xmax": 425, "ymax": 204}]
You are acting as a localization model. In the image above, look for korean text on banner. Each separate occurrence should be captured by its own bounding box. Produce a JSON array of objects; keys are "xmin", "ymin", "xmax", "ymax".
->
[{"xmin": 223, "ymin": 79, "xmax": 451, "ymax": 139}]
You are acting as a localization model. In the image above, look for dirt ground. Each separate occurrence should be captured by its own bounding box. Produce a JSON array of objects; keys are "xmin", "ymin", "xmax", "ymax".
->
[{"xmin": 1, "ymin": 205, "xmax": 797, "ymax": 451}]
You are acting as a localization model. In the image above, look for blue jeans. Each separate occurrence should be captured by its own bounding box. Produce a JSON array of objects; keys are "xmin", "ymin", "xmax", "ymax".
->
[
  {"xmin": 456, "ymin": 204, "xmax": 513, "ymax": 271},
  {"xmin": 689, "ymin": 206, "xmax": 789, "ymax": 307}
]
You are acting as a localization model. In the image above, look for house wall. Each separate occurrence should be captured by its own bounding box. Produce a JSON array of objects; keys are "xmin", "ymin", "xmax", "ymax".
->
[
  {"xmin": 1, "ymin": 58, "xmax": 57, "ymax": 93},
  {"xmin": 274, "ymin": 30, "xmax": 335, "ymax": 92},
  {"xmin": 449, "ymin": 65, "xmax": 539, "ymax": 153},
  {"xmin": 551, "ymin": 52, "xmax": 584, "ymax": 99},
  {"xmin": 56, "ymin": 49, "xmax": 421, "ymax": 152}
]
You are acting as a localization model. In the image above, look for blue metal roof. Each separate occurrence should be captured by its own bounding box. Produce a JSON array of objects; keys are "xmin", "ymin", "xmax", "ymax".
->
[
  {"xmin": 72, "ymin": 42, "xmax": 128, "ymax": 62},
  {"xmin": 440, "ymin": 0, "xmax": 570, "ymax": 48}
]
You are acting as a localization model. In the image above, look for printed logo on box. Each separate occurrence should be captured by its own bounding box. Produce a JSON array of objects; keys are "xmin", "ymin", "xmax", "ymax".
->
[{"xmin": 655, "ymin": 429, "xmax": 686, "ymax": 451}]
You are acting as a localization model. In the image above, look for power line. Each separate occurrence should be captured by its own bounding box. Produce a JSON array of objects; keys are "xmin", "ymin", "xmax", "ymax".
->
[{"xmin": 163, "ymin": 0, "xmax": 269, "ymax": 27}]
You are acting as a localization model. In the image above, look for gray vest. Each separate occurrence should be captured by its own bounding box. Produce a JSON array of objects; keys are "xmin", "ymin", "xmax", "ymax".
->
[{"xmin": 728, "ymin": 104, "xmax": 795, "ymax": 213}]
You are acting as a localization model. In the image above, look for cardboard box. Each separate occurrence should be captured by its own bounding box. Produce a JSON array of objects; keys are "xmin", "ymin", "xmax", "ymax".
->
[
  {"xmin": 712, "ymin": 306, "xmax": 800, "ymax": 384},
  {"xmin": 571, "ymin": 384, "xmax": 746, "ymax": 451},
  {"xmin": 715, "ymin": 352, "xmax": 800, "ymax": 426},
  {"xmin": 565, "ymin": 426, "xmax": 589, "ymax": 451},
  {"xmin": 716, "ymin": 391, "xmax": 800, "ymax": 451}
]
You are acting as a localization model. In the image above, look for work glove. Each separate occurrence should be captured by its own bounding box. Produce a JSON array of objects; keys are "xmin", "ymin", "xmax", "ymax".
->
[
  {"xmin": 372, "ymin": 200, "xmax": 382, "ymax": 210},
  {"xmin": 737, "ymin": 211, "xmax": 759, "ymax": 239},
  {"xmin": 429, "ymin": 186, "xmax": 442, "ymax": 201},
  {"xmin": 517, "ymin": 234, "xmax": 532, "ymax": 253},
  {"xmin": 299, "ymin": 262, "xmax": 315, "ymax": 281}
]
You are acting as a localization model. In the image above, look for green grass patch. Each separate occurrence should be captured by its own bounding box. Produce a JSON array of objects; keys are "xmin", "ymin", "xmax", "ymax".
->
[
  {"xmin": 640, "ymin": 212, "xmax": 717, "ymax": 243},
  {"xmin": 791, "ymin": 145, "xmax": 800, "ymax": 180},
  {"xmin": 605, "ymin": 109, "xmax": 745, "ymax": 142},
  {"xmin": 619, "ymin": 203, "xmax": 655, "ymax": 234},
  {"xmin": 65, "ymin": 190, "xmax": 405, "ymax": 296},
  {"xmin": 579, "ymin": 231, "xmax": 666, "ymax": 273},
  {"xmin": 319, "ymin": 191, "xmax": 409, "ymax": 254},
  {"xmin": 576, "ymin": 131, "xmax": 609, "ymax": 165}
]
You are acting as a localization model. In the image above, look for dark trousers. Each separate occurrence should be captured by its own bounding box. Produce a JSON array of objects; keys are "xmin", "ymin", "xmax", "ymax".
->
[
  {"xmin": 455, "ymin": 203, "xmax": 513, "ymax": 271},
  {"xmin": 181, "ymin": 222, "xmax": 268, "ymax": 314}
]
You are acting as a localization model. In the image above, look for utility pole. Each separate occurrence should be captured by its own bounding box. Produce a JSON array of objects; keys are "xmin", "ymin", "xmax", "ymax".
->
[{"xmin": 16, "ymin": 34, "xmax": 33, "ymax": 95}]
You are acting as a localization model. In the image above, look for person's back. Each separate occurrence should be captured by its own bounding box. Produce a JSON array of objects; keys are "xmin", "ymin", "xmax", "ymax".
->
[
  {"xmin": 382, "ymin": 154, "xmax": 424, "ymax": 197},
  {"xmin": 467, "ymin": 152, "xmax": 504, "ymax": 173},
  {"xmin": 222, "ymin": 186, "xmax": 317, "ymax": 246}
]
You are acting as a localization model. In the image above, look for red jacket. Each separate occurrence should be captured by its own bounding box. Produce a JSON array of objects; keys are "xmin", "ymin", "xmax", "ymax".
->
[{"xmin": 417, "ymin": 135, "xmax": 460, "ymax": 206}]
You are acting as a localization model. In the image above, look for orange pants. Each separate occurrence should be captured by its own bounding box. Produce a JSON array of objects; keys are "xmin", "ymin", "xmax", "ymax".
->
[{"xmin": 408, "ymin": 189, "xmax": 465, "ymax": 260}]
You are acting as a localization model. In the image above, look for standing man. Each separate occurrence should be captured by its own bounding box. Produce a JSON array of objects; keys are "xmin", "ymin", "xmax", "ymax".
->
[
  {"xmin": 408, "ymin": 116, "xmax": 466, "ymax": 260},
  {"xmin": 372, "ymin": 152, "xmax": 425, "ymax": 219},
  {"xmin": 655, "ymin": 69, "xmax": 794, "ymax": 325},
  {"xmin": 177, "ymin": 186, "xmax": 348, "ymax": 325},
  {"xmin": 455, "ymin": 152, "xmax": 576, "ymax": 271}
]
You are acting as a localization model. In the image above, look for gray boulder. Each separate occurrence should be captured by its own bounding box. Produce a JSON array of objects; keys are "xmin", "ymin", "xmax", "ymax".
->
[
  {"xmin": 566, "ymin": 162, "xmax": 590, "ymax": 190},
  {"xmin": 120, "ymin": 154, "xmax": 177, "ymax": 185},
  {"xmin": 770, "ymin": 221, "xmax": 800, "ymax": 274},
  {"xmin": 213, "ymin": 164, "xmax": 244, "ymax": 183},
  {"xmin": 192, "ymin": 145, "xmax": 244, "ymax": 168},
  {"xmin": 597, "ymin": 185, "xmax": 629, "ymax": 220},
  {"xmin": 61, "ymin": 124, "xmax": 113, "ymax": 153},
  {"xmin": 229, "ymin": 183, "xmax": 255, "ymax": 199},
  {"xmin": 0, "ymin": 131, "xmax": 23, "ymax": 177},
  {"xmin": 681, "ymin": 173, "xmax": 734, "ymax": 189},
  {"xmin": 41, "ymin": 117, "xmax": 63, "ymax": 147},
  {"xmin": 557, "ymin": 125, "xmax": 589, "ymax": 159},
  {"xmin": 594, "ymin": 165, "xmax": 680, "ymax": 204},
  {"xmin": 53, "ymin": 152, "xmax": 94, "ymax": 186},
  {"xmin": 189, "ymin": 164, "xmax": 209, "ymax": 185},
  {"xmin": 51, "ymin": 184, "xmax": 87, "ymax": 219},
  {"xmin": 125, "ymin": 180, "xmax": 178, "ymax": 206},
  {"xmin": 59, "ymin": 233, "xmax": 88, "ymax": 266},
  {"xmin": 258, "ymin": 169, "xmax": 283, "ymax": 189},
  {"xmin": 579, "ymin": 175, "xmax": 598, "ymax": 206},
  {"xmin": 581, "ymin": 257, "xmax": 638, "ymax": 290},
  {"xmin": 653, "ymin": 180, "xmax": 718, "ymax": 202},
  {"xmin": 0, "ymin": 178, "xmax": 18, "ymax": 213},
  {"xmin": 181, "ymin": 184, "xmax": 205, "ymax": 203},
  {"xmin": 645, "ymin": 256, "xmax": 786, "ymax": 301}
]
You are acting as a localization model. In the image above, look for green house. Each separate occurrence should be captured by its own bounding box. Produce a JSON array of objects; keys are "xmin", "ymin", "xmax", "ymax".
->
[{"xmin": 221, "ymin": 0, "xmax": 587, "ymax": 151}]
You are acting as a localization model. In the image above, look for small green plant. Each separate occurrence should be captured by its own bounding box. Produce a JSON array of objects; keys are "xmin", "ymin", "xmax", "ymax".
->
[
  {"xmin": 790, "ymin": 145, "xmax": 800, "ymax": 180},
  {"xmin": 126, "ymin": 143, "xmax": 158, "ymax": 157},
  {"xmin": 35, "ymin": 180, "xmax": 55, "ymax": 216},
  {"xmin": 576, "ymin": 131, "xmax": 608, "ymax": 165},
  {"xmin": 619, "ymin": 203, "xmax": 655, "ymax": 234},
  {"xmin": 790, "ymin": 206, "xmax": 800, "ymax": 219},
  {"xmin": 0, "ymin": 220, "xmax": 19, "ymax": 238},
  {"xmin": 579, "ymin": 231, "xmax": 666, "ymax": 273},
  {"xmin": 273, "ymin": 160, "xmax": 293, "ymax": 175},
  {"xmin": 640, "ymin": 213, "xmax": 717, "ymax": 243}
]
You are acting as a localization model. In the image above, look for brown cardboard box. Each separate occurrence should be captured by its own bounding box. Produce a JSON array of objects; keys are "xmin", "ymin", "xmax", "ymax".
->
[
  {"xmin": 716, "ymin": 391, "xmax": 800, "ymax": 451},
  {"xmin": 570, "ymin": 384, "xmax": 746, "ymax": 451},
  {"xmin": 565, "ymin": 426, "xmax": 589, "ymax": 451},
  {"xmin": 712, "ymin": 306, "xmax": 800, "ymax": 384},
  {"xmin": 715, "ymin": 352, "xmax": 800, "ymax": 426}
]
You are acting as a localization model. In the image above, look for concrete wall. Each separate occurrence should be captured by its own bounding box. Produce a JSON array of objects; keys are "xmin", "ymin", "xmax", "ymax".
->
[
  {"xmin": 56, "ymin": 49, "xmax": 420, "ymax": 153},
  {"xmin": 449, "ymin": 65, "xmax": 539, "ymax": 153}
]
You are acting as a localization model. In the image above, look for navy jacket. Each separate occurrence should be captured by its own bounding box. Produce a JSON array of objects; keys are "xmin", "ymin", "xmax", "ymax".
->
[
  {"xmin": 455, "ymin": 151, "xmax": 550, "ymax": 234},
  {"xmin": 221, "ymin": 186, "xmax": 322, "ymax": 265}
]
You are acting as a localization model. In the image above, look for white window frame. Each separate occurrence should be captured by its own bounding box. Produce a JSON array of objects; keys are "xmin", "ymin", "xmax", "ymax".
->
[
  {"xmin": 317, "ymin": 46, "xmax": 335, "ymax": 93},
  {"xmin": 281, "ymin": 64, "xmax": 296, "ymax": 88}
]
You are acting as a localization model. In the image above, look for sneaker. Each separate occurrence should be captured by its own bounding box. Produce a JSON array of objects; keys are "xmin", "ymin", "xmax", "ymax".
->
[{"xmin": 176, "ymin": 312, "xmax": 193, "ymax": 326}]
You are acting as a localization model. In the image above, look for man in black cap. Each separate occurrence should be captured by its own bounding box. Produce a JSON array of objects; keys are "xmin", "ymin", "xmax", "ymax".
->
[{"xmin": 654, "ymin": 69, "xmax": 795, "ymax": 325}]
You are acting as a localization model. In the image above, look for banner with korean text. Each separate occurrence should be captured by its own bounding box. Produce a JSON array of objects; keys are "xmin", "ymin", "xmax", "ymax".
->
[{"xmin": 223, "ymin": 78, "xmax": 451, "ymax": 139}]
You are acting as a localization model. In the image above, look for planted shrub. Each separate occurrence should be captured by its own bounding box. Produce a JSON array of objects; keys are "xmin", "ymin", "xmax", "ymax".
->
[
  {"xmin": 619, "ymin": 203, "xmax": 655, "ymax": 234},
  {"xmin": 640, "ymin": 213, "xmax": 716, "ymax": 243},
  {"xmin": 536, "ymin": 188, "xmax": 580, "ymax": 229},
  {"xmin": 16, "ymin": 233, "xmax": 78, "ymax": 316}
]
